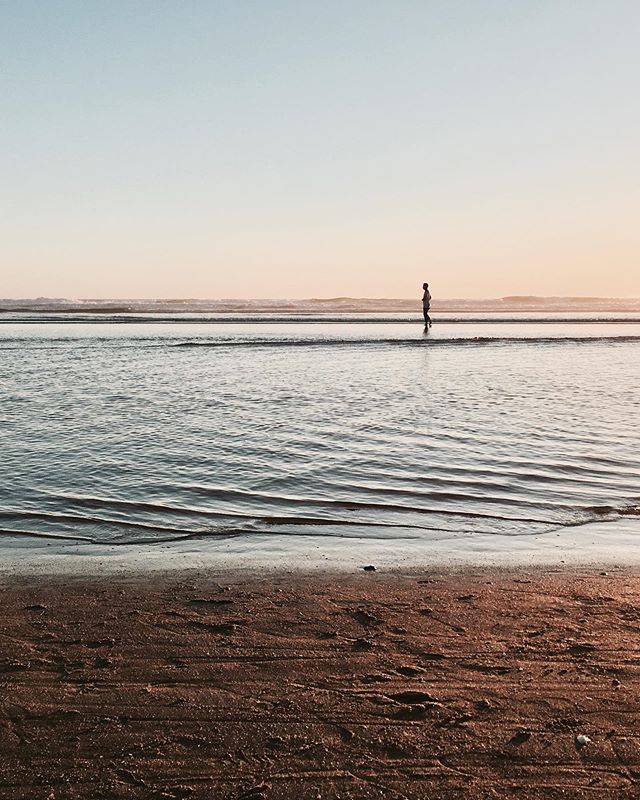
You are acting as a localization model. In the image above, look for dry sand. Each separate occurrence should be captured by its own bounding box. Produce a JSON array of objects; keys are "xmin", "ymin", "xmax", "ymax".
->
[{"xmin": 1, "ymin": 569, "xmax": 640, "ymax": 799}]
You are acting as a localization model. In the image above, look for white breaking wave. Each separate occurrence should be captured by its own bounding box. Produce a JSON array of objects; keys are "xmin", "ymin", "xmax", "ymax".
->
[{"xmin": 2, "ymin": 296, "xmax": 640, "ymax": 314}]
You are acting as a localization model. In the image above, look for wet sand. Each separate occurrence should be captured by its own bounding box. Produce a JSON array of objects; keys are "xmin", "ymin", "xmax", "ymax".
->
[{"xmin": 2, "ymin": 569, "xmax": 640, "ymax": 799}]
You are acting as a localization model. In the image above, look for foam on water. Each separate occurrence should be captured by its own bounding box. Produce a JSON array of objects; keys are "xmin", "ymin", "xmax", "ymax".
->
[{"xmin": 2, "ymin": 295, "xmax": 640, "ymax": 315}]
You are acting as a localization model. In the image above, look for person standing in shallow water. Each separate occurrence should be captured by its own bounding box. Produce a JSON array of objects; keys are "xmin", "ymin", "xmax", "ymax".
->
[{"xmin": 422, "ymin": 282, "xmax": 432, "ymax": 328}]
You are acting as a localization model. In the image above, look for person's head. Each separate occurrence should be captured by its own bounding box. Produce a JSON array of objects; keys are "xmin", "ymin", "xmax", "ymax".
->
[{"xmin": 423, "ymin": 282, "xmax": 429, "ymax": 290}]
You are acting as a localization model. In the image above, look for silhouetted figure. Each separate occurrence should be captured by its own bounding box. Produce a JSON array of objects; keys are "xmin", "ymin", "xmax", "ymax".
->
[{"xmin": 422, "ymin": 282, "xmax": 432, "ymax": 328}]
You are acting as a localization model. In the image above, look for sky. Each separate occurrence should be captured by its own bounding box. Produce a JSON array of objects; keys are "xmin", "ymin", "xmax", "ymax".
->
[{"xmin": 1, "ymin": 0, "xmax": 639, "ymax": 299}]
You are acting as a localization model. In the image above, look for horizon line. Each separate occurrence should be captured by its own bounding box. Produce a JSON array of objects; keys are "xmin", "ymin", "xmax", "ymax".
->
[{"xmin": 3, "ymin": 295, "xmax": 640, "ymax": 303}]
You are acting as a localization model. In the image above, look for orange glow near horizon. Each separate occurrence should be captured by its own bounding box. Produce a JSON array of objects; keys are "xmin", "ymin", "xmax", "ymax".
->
[{"xmin": 2, "ymin": 3, "xmax": 639, "ymax": 299}]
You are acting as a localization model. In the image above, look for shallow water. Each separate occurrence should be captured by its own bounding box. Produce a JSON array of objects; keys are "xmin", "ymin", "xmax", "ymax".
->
[{"xmin": 1, "ymin": 315, "xmax": 638, "ymax": 561}]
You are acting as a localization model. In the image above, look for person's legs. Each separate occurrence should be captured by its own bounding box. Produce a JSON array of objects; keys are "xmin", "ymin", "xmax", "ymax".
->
[{"xmin": 423, "ymin": 307, "xmax": 429, "ymax": 325}]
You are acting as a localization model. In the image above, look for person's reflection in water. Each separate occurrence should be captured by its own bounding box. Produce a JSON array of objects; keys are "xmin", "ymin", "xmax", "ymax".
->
[{"xmin": 422, "ymin": 282, "xmax": 432, "ymax": 329}]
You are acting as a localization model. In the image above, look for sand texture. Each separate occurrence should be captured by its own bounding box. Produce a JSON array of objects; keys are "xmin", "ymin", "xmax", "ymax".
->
[{"xmin": 1, "ymin": 570, "xmax": 640, "ymax": 799}]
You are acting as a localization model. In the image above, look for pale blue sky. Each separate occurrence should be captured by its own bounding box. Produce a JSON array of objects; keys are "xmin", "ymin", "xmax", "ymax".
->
[{"xmin": 2, "ymin": 1, "xmax": 639, "ymax": 298}]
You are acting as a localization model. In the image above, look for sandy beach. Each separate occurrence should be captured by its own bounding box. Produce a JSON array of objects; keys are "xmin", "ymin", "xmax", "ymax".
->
[{"xmin": 2, "ymin": 568, "xmax": 640, "ymax": 799}]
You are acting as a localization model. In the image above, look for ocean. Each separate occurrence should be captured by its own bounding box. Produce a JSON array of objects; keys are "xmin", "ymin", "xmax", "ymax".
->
[{"xmin": 1, "ymin": 299, "xmax": 639, "ymax": 571}]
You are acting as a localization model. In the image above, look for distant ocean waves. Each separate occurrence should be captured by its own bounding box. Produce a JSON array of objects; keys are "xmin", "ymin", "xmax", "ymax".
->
[
  {"xmin": 2, "ymin": 327, "xmax": 640, "ymax": 352},
  {"xmin": 1, "ymin": 295, "xmax": 640, "ymax": 316}
]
